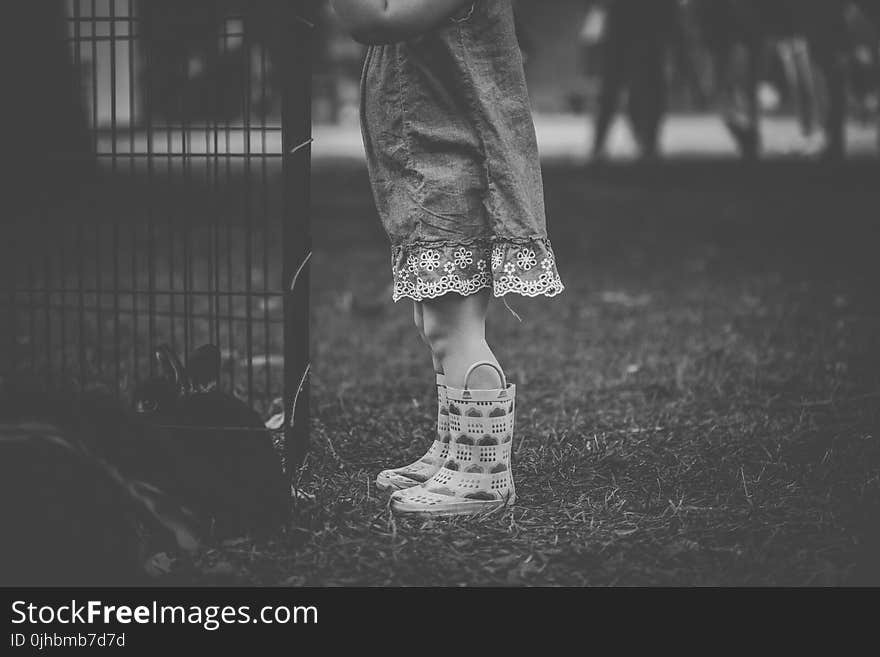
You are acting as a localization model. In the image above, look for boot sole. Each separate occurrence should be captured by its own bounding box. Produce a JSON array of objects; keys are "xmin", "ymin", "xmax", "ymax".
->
[{"xmin": 390, "ymin": 493, "xmax": 516, "ymax": 518}]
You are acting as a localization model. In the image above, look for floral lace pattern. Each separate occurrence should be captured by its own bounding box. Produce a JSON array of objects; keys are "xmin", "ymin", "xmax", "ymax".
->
[{"xmin": 391, "ymin": 239, "xmax": 564, "ymax": 302}]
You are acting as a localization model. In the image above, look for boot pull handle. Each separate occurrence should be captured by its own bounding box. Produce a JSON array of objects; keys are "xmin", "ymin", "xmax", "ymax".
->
[{"xmin": 463, "ymin": 361, "xmax": 507, "ymax": 390}]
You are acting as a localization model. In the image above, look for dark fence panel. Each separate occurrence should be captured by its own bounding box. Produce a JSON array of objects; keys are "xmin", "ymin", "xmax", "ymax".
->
[{"xmin": 2, "ymin": 0, "xmax": 311, "ymax": 471}]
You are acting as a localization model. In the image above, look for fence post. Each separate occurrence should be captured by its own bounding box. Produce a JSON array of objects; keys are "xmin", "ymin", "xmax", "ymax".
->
[{"xmin": 282, "ymin": 2, "xmax": 313, "ymax": 477}]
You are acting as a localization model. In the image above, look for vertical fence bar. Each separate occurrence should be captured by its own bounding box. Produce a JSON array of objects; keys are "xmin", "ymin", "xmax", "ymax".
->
[
  {"xmin": 54, "ymin": 4, "xmax": 69, "ymax": 383},
  {"xmin": 43, "ymin": 176, "xmax": 53, "ymax": 390},
  {"xmin": 3, "ymin": 230, "xmax": 12, "ymax": 383},
  {"xmin": 75, "ymin": 0, "xmax": 88, "ymax": 387},
  {"xmin": 224, "ymin": 15, "xmax": 235, "ymax": 396},
  {"xmin": 57, "ymin": 3, "xmax": 69, "ymax": 382},
  {"xmin": 91, "ymin": 0, "xmax": 103, "ymax": 381},
  {"xmin": 260, "ymin": 41, "xmax": 272, "ymax": 407},
  {"xmin": 43, "ymin": 0, "xmax": 61, "ymax": 383},
  {"xmin": 180, "ymin": 20, "xmax": 192, "ymax": 367},
  {"xmin": 145, "ymin": 5, "xmax": 156, "ymax": 377},
  {"xmin": 27, "ymin": 247, "xmax": 35, "ymax": 375},
  {"xmin": 3, "ymin": 194, "xmax": 12, "ymax": 381},
  {"xmin": 243, "ymin": 13, "xmax": 255, "ymax": 407},
  {"xmin": 128, "ymin": 0, "xmax": 139, "ymax": 385},
  {"xmin": 166, "ymin": 24, "xmax": 176, "ymax": 358},
  {"xmin": 211, "ymin": 0, "xmax": 222, "ymax": 351},
  {"xmin": 282, "ymin": 2, "xmax": 312, "ymax": 473},
  {"xmin": 203, "ymin": 9, "xmax": 216, "ymax": 355},
  {"xmin": 109, "ymin": 0, "xmax": 122, "ymax": 396}
]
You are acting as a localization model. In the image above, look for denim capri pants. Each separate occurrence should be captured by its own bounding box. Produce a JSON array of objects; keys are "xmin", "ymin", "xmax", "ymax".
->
[{"xmin": 359, "ymin": 0, "xmax": 565, "ymax": 302}]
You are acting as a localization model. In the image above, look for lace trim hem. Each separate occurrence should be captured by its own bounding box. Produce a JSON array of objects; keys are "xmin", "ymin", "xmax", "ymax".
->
[{"xmin": 390, "ymin": 238, "xmax": 565, "ymax": 303}]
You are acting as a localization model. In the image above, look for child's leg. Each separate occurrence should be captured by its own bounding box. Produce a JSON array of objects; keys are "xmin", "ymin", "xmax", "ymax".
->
[
  {"xmin": 419, "ymin": 289, "xmax": 503, "ymax": 390},
  {"xmin": 391, "ymin": 289, "xmax": 517, "ymax": 515},
  {"xmin": 374, "ymin": 305, "xmax": 450, "ymax": 492},
  {"xmin": 413, "ymin": 302, "xmax": 443, "ymax": 376}
]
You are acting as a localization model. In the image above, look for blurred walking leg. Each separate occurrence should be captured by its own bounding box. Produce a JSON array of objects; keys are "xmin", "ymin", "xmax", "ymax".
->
[
  {"xmin": 591, "ymin": 1, "xmax": 637, "ymax": 161},
  {"xmin": 627, "ymin": 45, "xmax": 667, "ymax": 160},
  {"xmin": 592, "ymin": 42, "xmax": 627, "ymax": 160},
  {"xmin": 777, "ymin": 38, "xmax": 821, "ymax": 139},
  {"xmin": 804, "ymin": 2, "xmax": 851, "ymax": 160},
  {"xmin": 695, "ymin": 0, "xmax": 761, "ymax": 159},
  {"xmin": 811, "ymin": 42, "xmax": 848, "ymax": 160},
  {"xmin": 721, "ymin": 40, "xmax": 762, "ymax": 160}
]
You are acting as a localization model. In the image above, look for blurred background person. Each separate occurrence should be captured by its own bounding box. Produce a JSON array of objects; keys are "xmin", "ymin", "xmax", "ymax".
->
[
  {"xmin": 848, "ymin": 1, "xmax": 880, "ymax": 148},
  {"xmin": 590, "ymin": 0, "xmax": 689, "ymax": 162},
  {"xmin": 692, "ymin": 0, "xmax": 764, "ymax": 159},
  {"xmin": 692, "ymin": 0, "xmax": 869, "ymax": 160}
]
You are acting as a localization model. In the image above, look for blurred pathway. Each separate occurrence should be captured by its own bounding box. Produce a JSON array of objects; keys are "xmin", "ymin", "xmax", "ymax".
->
[{"xmin": 313, "ymin": 113, "xmax": 878, "ymax": 164}]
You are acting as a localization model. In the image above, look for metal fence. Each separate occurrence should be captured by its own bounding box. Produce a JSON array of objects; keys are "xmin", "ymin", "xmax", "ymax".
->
[{"xmin": 2, "ymin": 0, "xmax": 312, "ymax": 470}]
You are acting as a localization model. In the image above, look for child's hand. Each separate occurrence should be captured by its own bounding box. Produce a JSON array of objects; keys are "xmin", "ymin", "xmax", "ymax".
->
[{"xmin": 329, "ymin": 0, "xmax": 475, "ymax": 44}]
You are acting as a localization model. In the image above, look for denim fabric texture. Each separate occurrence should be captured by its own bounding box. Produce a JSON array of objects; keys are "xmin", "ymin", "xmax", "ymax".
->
[{"xmin": 359, "ymin": 0, "xmax": 564, "ymax": 301}]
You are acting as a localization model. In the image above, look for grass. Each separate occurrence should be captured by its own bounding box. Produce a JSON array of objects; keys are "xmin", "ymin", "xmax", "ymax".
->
[
  {"xmin": 162, "ymin": 158, "xmax": 880, "ymax": 586},
  {"xmin": 17, "ymin": 157, "xmax": 879, "ymax": 586}
]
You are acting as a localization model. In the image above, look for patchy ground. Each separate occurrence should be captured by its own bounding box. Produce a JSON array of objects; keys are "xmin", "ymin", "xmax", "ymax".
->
[
  {"xmin": 21, "ymin": 159, "xmax": 875, "ymax": 586},
  {"xmin": 160, "ymin": 159, "xmax": 878, "ymax": 586}
]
